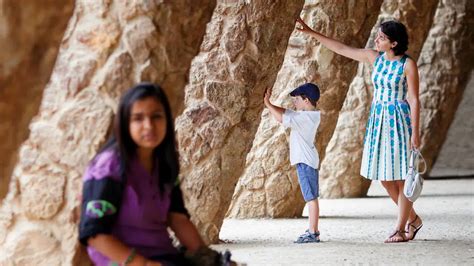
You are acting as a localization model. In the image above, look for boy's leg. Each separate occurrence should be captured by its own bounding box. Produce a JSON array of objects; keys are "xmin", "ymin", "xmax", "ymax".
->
[
  {"xmin": 296, "ymin": 164, "xmax": 320, "ymax": 232},
  {"xmin": 307, "ymin": 167, "xmax": 320, "ymax": 234},
  {"xmin": 295, "ymin": 164, "xmax": 321, "ymax": 243},
  {"xmin": 307, "ymin": 199, "xmax": 319, "ymax": 234}
]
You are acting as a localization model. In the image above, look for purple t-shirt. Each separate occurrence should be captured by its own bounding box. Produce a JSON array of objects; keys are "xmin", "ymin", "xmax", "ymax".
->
[{"xmin": 79, "ymin": 149, "xmax": 186, "ymax": 265}]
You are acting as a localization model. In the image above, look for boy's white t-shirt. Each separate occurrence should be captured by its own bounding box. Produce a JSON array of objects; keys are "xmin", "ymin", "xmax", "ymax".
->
[{"xmin": 282, "ymin": 109, "xmax": 320, "ymax": 169}]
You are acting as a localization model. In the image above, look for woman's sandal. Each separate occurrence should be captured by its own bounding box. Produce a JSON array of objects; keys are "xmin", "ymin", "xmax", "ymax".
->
[
  {"xmin": 406, "ymin": 215, "xmax": 423, "ymax": 240},
  {"xmin": 384, "ymin": 230, "xmax": 408, "ymax": 243}
]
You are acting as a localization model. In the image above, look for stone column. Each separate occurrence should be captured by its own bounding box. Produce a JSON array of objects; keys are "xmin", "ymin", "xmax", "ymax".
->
[
  {"xmin": 319, "ymin": 0, "xmax": 439, "ymax": 198},
  {"xmin": 430, "ymin": 71, "xmax": 474, "ymax": 177},
  {"xmin": 0, "ymin": 1, "xmax": 215, "ymax": 264},
  {"xmin": 419, "ymin": 0, "xmax": 474, "ymax": 172},
  {"xmin": 227, "ymin": 0, "xmax": 383, "ymax": 218},
  {"xmin": 0, "ymin": 0, "xmax": 74, "ymax": 202},
  {"xmin": 176, "ymin": 0, "xmax": 304, "ymax": 243}
]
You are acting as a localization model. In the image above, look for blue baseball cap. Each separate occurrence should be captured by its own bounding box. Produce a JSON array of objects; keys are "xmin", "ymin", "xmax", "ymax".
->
[{"xmin": 289, "ymin": 83, "xmax": 320, "ymax": 101}]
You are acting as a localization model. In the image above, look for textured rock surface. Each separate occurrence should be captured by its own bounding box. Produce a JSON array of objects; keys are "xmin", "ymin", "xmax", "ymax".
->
[
  {"xmin": 0, "ymin": 0, "xmax": 215, "ymax": 264},
  {"xmin": 430, "ymin": 72, "xmax": 474, "ymax": 177},
  {"xmin": 227, "ymin": 0, "xmax": 383, "ymax": 218},
  {"xmin": 418, "ymin": 0, "xmax": 474, "ymax": 172},
  {"xmin": 319, "ymin": 0, "xmax": 439, "ymax": 198},
  {"xmin": 176, "ymin": 0, "xmax": 305, "ymax": 242},
  {"xmin": 0, "ymin": 0, "xmax": 74, "ymax": 202}
]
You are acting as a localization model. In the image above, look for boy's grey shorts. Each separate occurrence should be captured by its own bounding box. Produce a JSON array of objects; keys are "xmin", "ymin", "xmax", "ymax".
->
[{"xmin": 295, "ymin": 163, "xmax": 319, "ymax": 202}]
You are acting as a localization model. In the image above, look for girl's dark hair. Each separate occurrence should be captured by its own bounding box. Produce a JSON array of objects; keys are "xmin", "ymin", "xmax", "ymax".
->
[
  {"xmin": 99, "ymin": 83, "xmax": 179, "ymax": 192},
  {"xmin": 380, "ymin": 20, "xmax": 409, "ymax": 55}
]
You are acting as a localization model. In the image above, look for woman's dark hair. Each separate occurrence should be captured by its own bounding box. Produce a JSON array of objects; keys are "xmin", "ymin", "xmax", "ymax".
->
[
  {"xmin": 380, "ymin": 20, "xmax": 409, "ymax": 55},
  {"xmin": 99, "ymin": 82, "xmax": 179, "ymax": 193}
]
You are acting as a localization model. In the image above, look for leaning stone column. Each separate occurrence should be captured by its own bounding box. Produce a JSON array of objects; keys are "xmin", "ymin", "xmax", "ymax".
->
[
  {"xmin": 419, "ymin": 0, "xmax": 474, "ymax": 172},
  {"xmin": 0, "ymin": 1, "xmax": 215, "ymax": 264},
  {"xmin": 176, "ymin": 0, "xmax": 304, "ymax": 243},
  {"xmin": 0, "ymin": 0, "xmax": 74, "ymax": 202},
  {"xmin": 227, "ymin": 0, "xmax": 383, "ymax": 218},
  {"xmin": 319, "ymin": 0, "xmax": 439, "ymax": 198},
  {"xmin": 430, "ymin": 72, "xmax": 474, "ymax": 176}
]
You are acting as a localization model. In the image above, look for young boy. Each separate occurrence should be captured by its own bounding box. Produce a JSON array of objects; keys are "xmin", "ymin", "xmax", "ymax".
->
[{"xmin": 263, "ymin": 83, "xmax": 321, "ymax": 243}]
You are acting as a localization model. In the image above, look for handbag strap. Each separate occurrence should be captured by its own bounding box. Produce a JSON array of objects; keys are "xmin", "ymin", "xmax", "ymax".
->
[
  {"xmin": 410, "ymin": 148, "xmax": 427, "ymax": 174},
  {"xmin": 408, "ymin": 149, "xmax": 416, "ymax": 169}
]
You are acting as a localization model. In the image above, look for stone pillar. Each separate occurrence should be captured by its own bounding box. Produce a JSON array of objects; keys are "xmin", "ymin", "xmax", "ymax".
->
[
  {"xmin": 0, "ymin": 0, "xmax": 74, "ymax": 202},
  {"xmin": 176, "ymin": 0, "xmax": 305, "ymax": 243},
  {"xmin": 419, "ymin": 0, "xmax": 474, "ymax": 172},
  {"xmin": 0, "ymin": 1, "xmax": 215, "ymax": 264},
  {"xmin": 227, "ymin": 0, "xmax": 383, "ymax": 218},
  {"xmin": 319, "ymin": 0, "xmax": 439, "ymax": 198},
  {"xmin": 430, "ymin": 72, "xmax": 474, "ymax": 177}
]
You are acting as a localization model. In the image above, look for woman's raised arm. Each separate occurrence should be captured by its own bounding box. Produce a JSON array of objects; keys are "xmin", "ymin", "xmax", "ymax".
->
[{"xmin": 296, "ymin": 17, "xmax": 378, "ymax": 64}]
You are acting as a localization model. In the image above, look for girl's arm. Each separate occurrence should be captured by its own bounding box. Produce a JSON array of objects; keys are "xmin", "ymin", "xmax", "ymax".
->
[
  {"xmin": 264, "ymin": 88, "xmax": 285, "ymax": 123},
  {"xmin": 168, "ymin": 212, "xmax": 205, "ymax": 252},
  {"xmin": 296, "ymin": 17, "xmax": 378, "ymax": 64},
  {"xmin": 88, "ymin": 235, "xmax": 161, "ymax": 266},
  {"xmin": 405, "ymin": 58, "xmax": 421, "ymax": 149}
]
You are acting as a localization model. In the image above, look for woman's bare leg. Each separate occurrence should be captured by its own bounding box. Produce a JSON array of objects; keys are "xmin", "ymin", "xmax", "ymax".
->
[
  {"xmin": 395, "ymin": 181, "xmax": 413, "ymax": 231},
  {"xmin": 381, "ymin": 180, "xmax": 420, "ymax": 242},
  {"xmin": 381, "ymin": 181, "xmax": 418, "ymax": 222}
]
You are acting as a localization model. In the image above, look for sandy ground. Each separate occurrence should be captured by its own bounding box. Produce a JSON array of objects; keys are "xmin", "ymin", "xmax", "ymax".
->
[{"xmin": 211, "ymin": 179, "xmax": 474, "ymax": 265}]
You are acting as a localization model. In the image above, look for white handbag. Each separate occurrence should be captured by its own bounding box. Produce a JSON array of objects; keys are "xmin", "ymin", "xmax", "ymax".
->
[{"xmin": 403, "ymin": 149, "xmax": 427, "ymax": 202}]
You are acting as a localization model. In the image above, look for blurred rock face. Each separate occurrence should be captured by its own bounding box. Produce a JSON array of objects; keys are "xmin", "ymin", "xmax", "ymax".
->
[
  {"xmin": 0, "ymin": 0, "xmax": 75, "ymax": 202},
  {"xmin": 0, "ymin": 0, "xmax": 215, "ymax": 264}
]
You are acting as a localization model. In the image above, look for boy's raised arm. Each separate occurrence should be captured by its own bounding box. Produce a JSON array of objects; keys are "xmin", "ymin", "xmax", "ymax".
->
[{"xmin": 263, "ymin": 88, "xmax": 285, "ymax": 123}]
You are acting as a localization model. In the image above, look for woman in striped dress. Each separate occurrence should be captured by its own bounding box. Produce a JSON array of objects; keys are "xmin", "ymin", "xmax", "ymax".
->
[{"xmin": 297, "ymin": 19, "xmax": 423, "ymax": 243}]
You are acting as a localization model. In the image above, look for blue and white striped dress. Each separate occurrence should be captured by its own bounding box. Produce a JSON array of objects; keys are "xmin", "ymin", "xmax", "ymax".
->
[{"xmin": 360, "ymin": 52, "xmax": 412, "ymax": 181}]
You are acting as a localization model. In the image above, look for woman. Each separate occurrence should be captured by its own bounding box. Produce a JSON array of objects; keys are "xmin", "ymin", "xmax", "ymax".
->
[{"xmin": 296, "ymin": 18, "xmax": 423, "ymax": 243}]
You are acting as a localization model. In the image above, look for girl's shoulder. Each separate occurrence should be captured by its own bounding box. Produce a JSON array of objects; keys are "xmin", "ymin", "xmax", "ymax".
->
[{"xmin": 83, "ymin": 148, "xmax": 121, "ymax": 182}]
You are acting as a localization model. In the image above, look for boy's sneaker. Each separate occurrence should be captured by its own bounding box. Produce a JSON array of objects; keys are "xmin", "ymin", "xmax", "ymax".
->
[{"xmin": 294, "ymin": 229, "xmax": 320, "ymax": 243}]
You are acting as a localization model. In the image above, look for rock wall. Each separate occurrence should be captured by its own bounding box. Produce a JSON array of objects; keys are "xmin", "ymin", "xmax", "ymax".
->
[
  {"xmin": 319, "ymin": 0, "xmax": 439, "ymax": 198},
  {"xmin": 0, "ymin": 0, "xmax": 75, "ymax": 202},
  {"xmin": 430, "ymin": 71, "xmax": 474, "ymax": 177},
  {"xmin": 176, "ymin": 0, "xmax": 305, "ymax": 242},
  {"xmin": 227, "ymin": 0, "xmax": 383, "ymax": 218},
  {"xmin": 418, "ymin": 0, "xmax": 474, "ymax": 173},
  {"xmin": 0, "ymin": 1, "xmax": 215, "ymax": 264}
]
